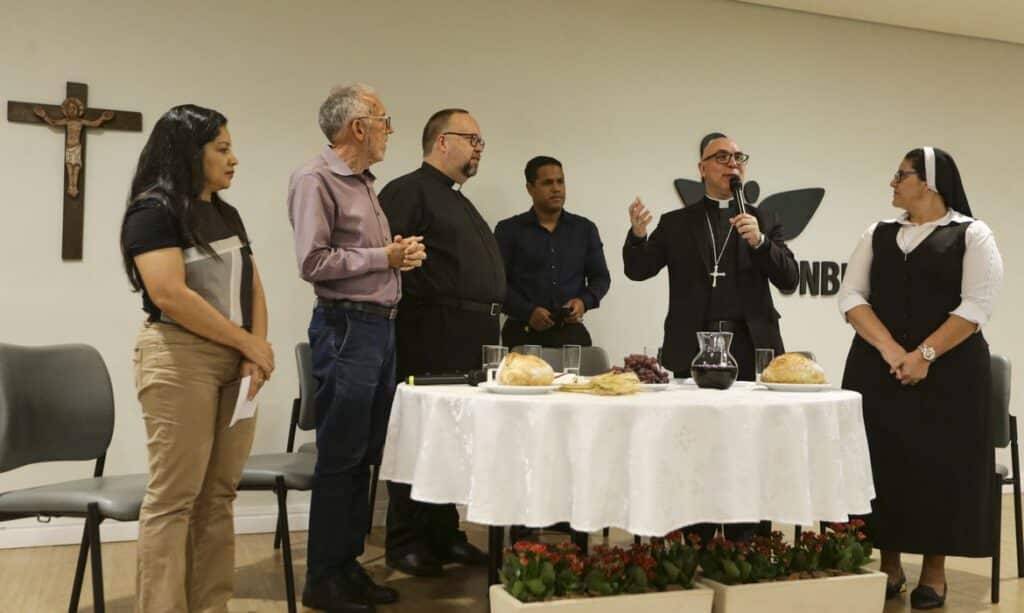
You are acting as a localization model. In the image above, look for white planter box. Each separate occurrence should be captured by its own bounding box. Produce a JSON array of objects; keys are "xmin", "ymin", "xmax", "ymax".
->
[
  {"xmin": 697, "ymin": 570, "xmax": 886, "ymax": 613},
  {"xmin": 489, "ymin": 583, "xmax": 714, "ymax": 613}
]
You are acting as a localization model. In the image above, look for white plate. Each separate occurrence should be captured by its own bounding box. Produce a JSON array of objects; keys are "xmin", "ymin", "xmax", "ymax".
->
[
  {"xmin": 478, "ymin": 382, "xmax": 561, "ymax": 395},
  {"xmin": 640, "ymin": 382, "xmax": 673, "ymax": 391},
  {"xmin": 760, "ymin": 382, "xmax": 833, "ymax": 392}
]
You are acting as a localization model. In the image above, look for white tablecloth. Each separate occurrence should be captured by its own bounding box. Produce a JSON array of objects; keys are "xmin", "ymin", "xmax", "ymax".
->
[{"xmin": 379, "ymin": 382, "xmax": 875, "ymax": 536}]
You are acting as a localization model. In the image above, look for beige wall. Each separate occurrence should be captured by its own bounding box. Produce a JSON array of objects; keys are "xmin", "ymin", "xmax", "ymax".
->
[{"xmin": 1, "ymin": 0, "xmax": 1020, "ymax": 544}]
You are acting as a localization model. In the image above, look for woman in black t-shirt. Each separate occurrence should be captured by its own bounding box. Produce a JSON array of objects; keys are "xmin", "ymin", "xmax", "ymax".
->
[{"xmin": 119, "ymin": 105, "xmax": 273, "ymax": 611}]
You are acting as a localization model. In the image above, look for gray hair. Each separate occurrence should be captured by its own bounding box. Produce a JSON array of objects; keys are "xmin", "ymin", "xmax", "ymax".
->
[{"xmin": 318, "ymin": 83, "xmax": 377, "ymax": 143}]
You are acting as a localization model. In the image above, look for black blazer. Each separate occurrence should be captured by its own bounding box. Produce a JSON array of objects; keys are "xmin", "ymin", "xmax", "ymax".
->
[{"xmin": 622, "ymin": 203, "xmax": 799, "ymax": 375}]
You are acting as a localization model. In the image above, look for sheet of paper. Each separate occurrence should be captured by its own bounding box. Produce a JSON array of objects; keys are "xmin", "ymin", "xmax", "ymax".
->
[{"xmin": 230, "ymin": 375, "xmax": 259, "ymax": 427}]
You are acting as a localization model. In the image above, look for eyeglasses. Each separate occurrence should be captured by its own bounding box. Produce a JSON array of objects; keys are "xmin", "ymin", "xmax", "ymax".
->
[
  {"xmin": 443, "ymin": 132, "xmax": 486, "ymax": 149},
  {"xmin": 893, "ymin": 169, "xmax": 918, "ymax": 183},
  {"xmin": 356, "ymin": 114, "xmax": 391, "ymax": 130},
  {"xmin": 701, "ymin": 151, "xmax": 750, "ymax": 165}
]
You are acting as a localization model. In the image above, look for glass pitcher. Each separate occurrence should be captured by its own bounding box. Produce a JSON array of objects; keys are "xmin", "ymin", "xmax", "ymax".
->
[{"xmin": 691, "ymin": 331, "xmax": 739, "ymax": 390}]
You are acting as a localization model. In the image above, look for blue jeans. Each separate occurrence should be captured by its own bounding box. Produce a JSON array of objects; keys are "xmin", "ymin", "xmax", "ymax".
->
[{"xmin": 306, "ymin": 305, "xmax": 396, "ymax": 583}]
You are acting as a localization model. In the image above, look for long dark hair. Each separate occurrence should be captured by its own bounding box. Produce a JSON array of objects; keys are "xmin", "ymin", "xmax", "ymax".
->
[{"xmin": 120, "ymin": 105, "xmax": 239, "ymax": 291}]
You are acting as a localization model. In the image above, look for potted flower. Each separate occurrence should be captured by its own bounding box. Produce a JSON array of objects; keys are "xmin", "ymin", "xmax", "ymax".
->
[
  {"xmin": 491, "ymin": 538, "xmax": 713, "ymax": 613},
  {"xmin": 697, "ymin": 523, "xmax": 885, "ymax": 613}
]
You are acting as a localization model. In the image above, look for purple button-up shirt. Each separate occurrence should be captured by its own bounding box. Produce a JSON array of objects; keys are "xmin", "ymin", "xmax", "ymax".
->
[{"xmin": 288, "ymin": 146, "xmax": 400, "ymax": 305}]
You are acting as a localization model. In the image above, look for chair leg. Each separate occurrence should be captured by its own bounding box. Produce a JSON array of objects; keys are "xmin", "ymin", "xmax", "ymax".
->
[
  {"xmin": 367, "ymin": 464, "xmax": 380, "ymax": 535},
  {"xmin": 68, "ymin": 521, "xmax": 91, "ymax": 612},
  {"xmin": 87, "ymin": 503, "xmax": 105, "ymax": 613},
  {"xmin": 794, "ymin": 525, "xmax": 802, "ymax": 542},
  {"xmin": 275, "ymin": 477, "xmax": 297, "ymax": 613},
  {"xmin": 273, "ymin": 489, "xmax": 287, "ymax": 550},
  {"xmin": 1010, "ymin": 425, "xmax": 1023, "ymax": 577},
  {"xmin": 602, "ymin": 527, "xmax": 610, "ymax": 539},
  {"xmin": 633, "ymin": 535, "xmax": 642, "ymax": 546},
  {"xmin": 488, "ymin": 526, "xmax": 504, "ymax": 586},
  {"xmin": 570, "ymin": 530, "xmax": 589, "ymax": 556},
  {"xmin": 993, "ymin": 473, "xmax": 1002, "ymax": 604}
]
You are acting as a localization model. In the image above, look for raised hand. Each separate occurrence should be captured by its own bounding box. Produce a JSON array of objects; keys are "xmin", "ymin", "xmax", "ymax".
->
[{"xmin": 628, "ymin": 197, "xmax": 653, "ymax": 238}]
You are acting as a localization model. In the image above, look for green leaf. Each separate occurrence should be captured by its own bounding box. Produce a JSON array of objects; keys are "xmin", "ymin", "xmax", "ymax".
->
[
  {"xmin": 526, "ymin": 578, "xmax": 548, "ymax": 596},
  {"xmin": 540, "ymin": 561, "xmax": 556, "ymax": 586},
  {"xmin": 662, "ymin": 560, "xmax": 681, "ymax": 581},
  {"xmin": 722, "ymin": 559, "xmax": 741, "ymax": 580},
  {"xmin": 510, "ymin": 580, "xmax": 525, "ymax": 600}
]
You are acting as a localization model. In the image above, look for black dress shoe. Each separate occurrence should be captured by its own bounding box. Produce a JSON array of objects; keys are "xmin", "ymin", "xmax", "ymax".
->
[
  {"xmin": 344, "ymin": 565, "xmax": 399, "ymax": 605},
  {"xmin": 885, "ymin": 569, "xmax": 906, "ymax": 599},
  {"xmin": 432, "ymin": 541, "xmax": 488, "ymax": 566},
  {"xmin": 385, "ymin": 550, "xmax": 444, "ymax": 577},
  {"xmin": 301, "ymin": 575, "xmax": 376, "ymax": 612},
  {"xmin": 910, "ymin": 583, "xmax": 947, "ymax": 610}
]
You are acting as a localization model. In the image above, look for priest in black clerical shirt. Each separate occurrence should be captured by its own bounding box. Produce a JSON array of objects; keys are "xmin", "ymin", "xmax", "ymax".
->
[
  {"xmin": 622, "ymin": 132, "xmax": 798, "ymax": 380},
  {"xmin": 622, "ymin": 132, "xmax": 799, "ymax": 544},
  {"xmin": 379, "ymin": 108, "xmax": 503, "ymax": 577}
]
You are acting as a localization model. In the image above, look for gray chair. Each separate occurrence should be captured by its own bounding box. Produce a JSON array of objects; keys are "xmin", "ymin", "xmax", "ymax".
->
[
  {"xmin": 990, "ymin": 353, "xmax": 1021, "ymax": 603},
  {"xmin": 511, "ymin": 345, "xmax": 610, "ymax": 376},
  {"xmin": 238, "ymin": 343, "xmax": 317, "ymax": 613},
  {"xmin": 0, "ymin": 343, "xmax": 147, "ymax": 613}
]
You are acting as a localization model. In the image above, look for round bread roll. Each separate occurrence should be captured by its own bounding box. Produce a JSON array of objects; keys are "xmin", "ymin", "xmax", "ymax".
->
[
  {"xmin": 761, "ymin": 353, "xmax": 826, "ymax": 384},
  {"xmin": 497, "ymin": 352, "xmax": 555, "ymax": 386}
]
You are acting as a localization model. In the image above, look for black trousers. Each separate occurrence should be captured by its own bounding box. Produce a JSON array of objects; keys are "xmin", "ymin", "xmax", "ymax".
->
[
  {"xmin": 386, "ymin": 303, "xmax": 500, "ymax": 557},
  {"xmin": 501, "ymin": 319, "xmax": 593, "ymax": 348}
]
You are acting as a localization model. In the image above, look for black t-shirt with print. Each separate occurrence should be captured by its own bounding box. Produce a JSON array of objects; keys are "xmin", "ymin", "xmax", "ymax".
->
[{"xmin": 123, "ymin": 198, "xmax": 254, "ymax": 330}]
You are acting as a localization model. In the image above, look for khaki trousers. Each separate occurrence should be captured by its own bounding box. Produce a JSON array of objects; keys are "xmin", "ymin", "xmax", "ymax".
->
[{"xmin": 133, "ymin": 323, "xmax": 256, "ymax": 613}]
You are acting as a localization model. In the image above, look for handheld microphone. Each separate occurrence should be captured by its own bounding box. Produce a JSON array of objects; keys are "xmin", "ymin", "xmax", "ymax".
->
[{"xmin": 729, "ymin": 176, "xmax": 747, "ymax": 215}]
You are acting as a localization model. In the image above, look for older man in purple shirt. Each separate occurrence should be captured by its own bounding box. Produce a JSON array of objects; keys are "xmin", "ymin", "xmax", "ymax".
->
[{"xmin": 288, "ymin": 83, "xmax": 424, "ymax": 613}]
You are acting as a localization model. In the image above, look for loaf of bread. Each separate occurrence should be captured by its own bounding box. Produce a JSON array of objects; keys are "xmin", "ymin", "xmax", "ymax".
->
[
  {"xmin": 497, "ymin": 352, "xmax": 556, "ymax": 386},
  {"xmin": 761, "ymin": 353, "xmax": 827, "ymax": 384}
]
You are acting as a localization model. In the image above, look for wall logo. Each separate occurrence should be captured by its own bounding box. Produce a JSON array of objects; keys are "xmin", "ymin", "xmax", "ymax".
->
[{"xmin": 673, "ymin": 178, "xmax": 842, "ymax": 296}]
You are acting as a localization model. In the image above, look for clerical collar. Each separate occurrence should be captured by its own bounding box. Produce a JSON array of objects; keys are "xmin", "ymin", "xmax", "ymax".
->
[
  {"xmin": 704, "ymin": 195, "xmax": 733, "ymax": 210},
  {"xmin": 420, "ymin": 161, "xmax": 457, "ymax": 188}
]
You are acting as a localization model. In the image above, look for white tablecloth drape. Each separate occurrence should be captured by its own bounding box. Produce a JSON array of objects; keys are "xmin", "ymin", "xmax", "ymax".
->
[{"xmin": 379, "ymin": 382, "xmax": 875, "ymax": 536}]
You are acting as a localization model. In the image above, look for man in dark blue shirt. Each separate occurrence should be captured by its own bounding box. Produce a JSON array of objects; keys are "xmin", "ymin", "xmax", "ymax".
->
[{"xmin": 494, "ymin": 156, "xmax": 611, "ymax": 347}]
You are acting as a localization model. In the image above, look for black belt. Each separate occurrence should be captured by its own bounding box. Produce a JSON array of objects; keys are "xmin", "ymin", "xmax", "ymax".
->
[
  {"xmin": 317, "ymin": 298, "xmax": 398, "ymax": 320},
  {"xmin": 424, "ymin": 296, "xmax": 502, "ymax": 317},
  {"xmin": 703, "ymin": 319, "xmax": 748, "ymax": 334}
]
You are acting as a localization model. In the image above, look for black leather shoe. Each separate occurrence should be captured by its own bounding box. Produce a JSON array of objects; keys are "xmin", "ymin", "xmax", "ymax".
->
[
  {"xmin": 301, "ymin": 575, "xmax": 376, "ymax": 612},
  {"xmin": 910, "ymin": 583, "xmax": 947, "ymax": 610},
  {"xmin": 344, "ymin": 565, "xmax": 399, "ymax": 605},
  {"xmin": 385, "ymin": 550, "xmax": 444, "ymax": 577},
  {"xmin": 885, "ymin": 569, "xmax": 906, "ymax": 599},
  {"xmin": 432, "ymin": 541, "xmax": 488, "ymax": 566}
]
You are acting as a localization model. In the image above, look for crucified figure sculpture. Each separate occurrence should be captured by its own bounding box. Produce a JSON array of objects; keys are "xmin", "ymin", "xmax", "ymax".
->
[{"xmin": 34, "ymin": 97, "xmax": 114, "ymax": 198}]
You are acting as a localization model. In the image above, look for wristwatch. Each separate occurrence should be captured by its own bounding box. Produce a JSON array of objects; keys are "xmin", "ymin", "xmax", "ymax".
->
[{"xmin": 918, "ymin": 343, "xmax": 936, "ymax": 362}]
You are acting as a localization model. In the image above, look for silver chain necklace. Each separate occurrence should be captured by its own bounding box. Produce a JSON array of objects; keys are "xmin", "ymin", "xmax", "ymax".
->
[{"xmin": 705, "ymin": 213, "xmax": 733, "ymax": 288}]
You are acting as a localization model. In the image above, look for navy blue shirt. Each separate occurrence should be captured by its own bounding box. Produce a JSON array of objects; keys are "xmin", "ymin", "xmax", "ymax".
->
[{"xmin": 494, "ymin": 208, "xmax": 611, "ymax": 322}]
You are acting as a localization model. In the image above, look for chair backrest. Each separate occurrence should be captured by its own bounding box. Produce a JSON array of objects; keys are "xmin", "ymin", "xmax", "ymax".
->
[
  {"xmin": 0, "ymin": 343, "xmax": 114, "ymax": 472},
  {"xmin": 510, "ymin": 345, "xmax": 610, "ymax": 376},
  {"xmin": 581, "ymin": 346, "xmax": 611, "ymax": 376},
  {"xmin": 791, "ymin": 350, "xmax": 816, "ymax": 362},
  {"xmin": 991, "ymin": 354, "xmax": 1011, "ymax": 449},
  {"xmin": 295, "ymin": 342, "xmax": 316, "ymax": 431}
]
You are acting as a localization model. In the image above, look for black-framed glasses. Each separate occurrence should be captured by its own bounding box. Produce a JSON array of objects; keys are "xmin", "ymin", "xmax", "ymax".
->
[
  {"xmin": 443, "ymin": 132, "xmax": 486, "ymax": 149},
  {"xmin": 893, "ymin": 169, "xmax": 918, "ymax": 183},
  {"xmin": 702, "ymin": 151, "xmax": 750, "ymax": 165},
  {"xmin": 356, "ymin": 114, "xmax": 391, "ymax": 130}
]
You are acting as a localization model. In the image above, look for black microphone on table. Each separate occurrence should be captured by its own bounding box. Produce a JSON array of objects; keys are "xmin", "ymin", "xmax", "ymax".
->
[{"xmin": 406, "ymin": 369, "xmax": 488, "ymax": 386}]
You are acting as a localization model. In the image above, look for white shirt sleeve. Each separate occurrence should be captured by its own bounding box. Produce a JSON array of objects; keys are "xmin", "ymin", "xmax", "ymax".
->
[
  {"xmin": 950, "ymin": 220, "xmax": 1003, "ymax": 326},
  {"xmin": 837, "ymin": 223, "xmax": 878, "ymax": 319}
]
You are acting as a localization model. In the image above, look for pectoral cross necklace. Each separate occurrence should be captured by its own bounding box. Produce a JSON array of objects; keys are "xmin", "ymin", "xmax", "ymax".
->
[{"xmin": 705, "ymin": 213, "xmax": 733, "ymax": 288}]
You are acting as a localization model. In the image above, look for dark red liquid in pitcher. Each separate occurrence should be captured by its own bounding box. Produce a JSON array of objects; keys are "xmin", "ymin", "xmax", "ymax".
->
[{"xmin": 691, "ymin": 364, "xmax": 738, "ymax": 390}]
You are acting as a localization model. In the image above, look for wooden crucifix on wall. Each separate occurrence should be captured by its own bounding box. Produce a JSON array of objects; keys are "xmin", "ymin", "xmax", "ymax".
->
[{"xmin": 7, "ymin": 82, "xmax": 142, "ymax": 260}]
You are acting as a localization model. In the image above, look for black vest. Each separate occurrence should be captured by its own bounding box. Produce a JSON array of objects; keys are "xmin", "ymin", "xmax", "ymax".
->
[{"xmin": 868, "ymin": 221, "xmax": 970, "ymax": 351}]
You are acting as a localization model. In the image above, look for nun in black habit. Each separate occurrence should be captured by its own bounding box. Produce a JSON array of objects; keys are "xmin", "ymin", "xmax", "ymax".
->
[{"xmin": 837, "ymin": 147, "xmax": 1004, "ymax": 609}]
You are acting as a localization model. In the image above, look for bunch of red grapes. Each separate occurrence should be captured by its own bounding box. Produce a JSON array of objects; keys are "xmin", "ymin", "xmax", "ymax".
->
[{"xmin": 614, "ymin": 354, "xmax": 670, "ymax": 384}]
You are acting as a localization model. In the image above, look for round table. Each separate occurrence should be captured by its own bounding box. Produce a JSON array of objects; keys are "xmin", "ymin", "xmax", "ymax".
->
[{"xmin": 378, "ymin": 381, "xmax": 875, "ymax": 582}]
